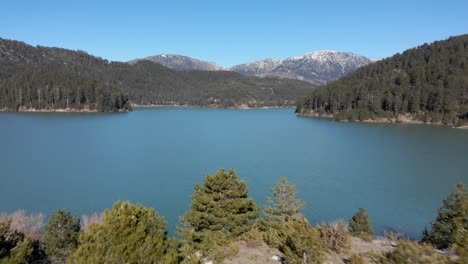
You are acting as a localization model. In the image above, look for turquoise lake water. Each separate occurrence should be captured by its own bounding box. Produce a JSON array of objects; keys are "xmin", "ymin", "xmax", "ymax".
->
[{"xmin": 1, "ymin": 108, "xmax": 467, "ymax": 238}]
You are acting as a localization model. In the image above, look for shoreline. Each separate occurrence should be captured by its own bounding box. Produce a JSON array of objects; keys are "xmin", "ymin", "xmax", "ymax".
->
[
  {"xmin": 0, "ymin": 107, "xmax": 127, "ymax": 113},
  {"xmin": 296, "ymin": 112, "xmax": 468, "ymax": 129},
  {"xmin": 131, "ymin": 103, "xmax": 295, "ymax": 110},
  {"xmin": 0, "ymin": 105, "xmax": 294, "ymax": 113}
]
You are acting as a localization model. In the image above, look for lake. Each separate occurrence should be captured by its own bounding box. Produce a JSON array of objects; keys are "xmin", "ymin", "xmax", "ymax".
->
[{"xmin": 1, "ymin": 108, "xmax": 467, "ymax": 238}]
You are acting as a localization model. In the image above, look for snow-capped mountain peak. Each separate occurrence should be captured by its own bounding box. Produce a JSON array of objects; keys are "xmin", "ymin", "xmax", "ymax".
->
[
  {"xmin": 128, "ymin": 54, "xmax": 224, "ymax": 71},
  {"xmin": 231, "ymin": 50, "xmax": 374, "ymax": 85}
]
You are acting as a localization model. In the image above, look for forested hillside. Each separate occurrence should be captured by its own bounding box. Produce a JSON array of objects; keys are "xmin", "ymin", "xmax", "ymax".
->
[
  {"xmin": 0, "ymin": 39, "xmax": 131, "ymax": 112},
  {"xmin": 0, "ymin": 38, "xmax": 316, "ymax": 111},
  {"xmin": 296, "ymin": 35, "xmax": 468, "ymax": 126}
]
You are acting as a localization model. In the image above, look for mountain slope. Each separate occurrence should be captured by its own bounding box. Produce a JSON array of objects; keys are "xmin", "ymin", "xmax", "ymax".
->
[
  {"xmin": 0, "ymin": 38, "xmax": 316, "ymax": 111},
  {"xmin": 0, "ymin": 39, "xmax": 131, "ymax": 112},
  {"xmin": 229, "ymin": 58, "xmax": 282, "ymax": 76},
  {"xmin": 296, "ymin": 34, "xmax": 468, "ymax": 126},
  {"xmin": 230, "ymin": 51, "xmax": 373, "ymax": 85},
  {"xmin": 128, "ymin": 54, "xmax": 224, "ymax": 71}
]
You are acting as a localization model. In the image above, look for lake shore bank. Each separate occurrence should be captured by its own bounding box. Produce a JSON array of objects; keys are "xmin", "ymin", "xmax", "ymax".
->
[
  {"xmin": 0, "ymin": 107, "xmax": 131, "ymax": 113},
  {"xmin": 131, "ymin": 103, "xmax": 294, "ymax": 110},
  {"xmin": 296, "ymin": 111, "xmax": 467, "ymax": 129}
]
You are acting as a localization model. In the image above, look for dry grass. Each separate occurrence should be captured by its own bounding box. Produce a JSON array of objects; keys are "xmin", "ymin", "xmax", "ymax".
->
[
  {"xmin": 81, "ymin": 211, "xmax": 105, "ymax": 230},
  {"xmin": 318, "ymin": 220, "xmax": 351, "ymax": 253},
  {"xmin": 0, "ymin": 210, "xmax": 45, "ymax": 240}
]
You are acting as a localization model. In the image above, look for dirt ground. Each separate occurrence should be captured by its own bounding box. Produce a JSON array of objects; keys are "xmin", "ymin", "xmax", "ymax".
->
[{"xmin": 223, "ymin": 237, "xmax": 394, "ymax": 264}]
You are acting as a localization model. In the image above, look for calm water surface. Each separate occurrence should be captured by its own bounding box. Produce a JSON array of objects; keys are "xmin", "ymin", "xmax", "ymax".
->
[{"xmin": 1, "ymin": 108, "xmax": 467, "ymax": 238}]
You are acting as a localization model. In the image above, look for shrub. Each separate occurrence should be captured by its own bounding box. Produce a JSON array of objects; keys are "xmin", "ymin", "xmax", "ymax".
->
[
  {"xmin": 68, "ymin": 201, "xmax": 178, "ymax": 264},
  {"xmin": 349, "ymin": 208, "xmax": 375, "ymax": 241},
  {"xmin": 318, "ymin": 220, "xmax": 351, "ymax": 253},
  {"xmin": 239, "ymin": 228, "xmax": 265, "ymax": 248},
  {"xmin": 348, "ymin": 254, "xmax": 366, "ymax": 264},
  {"xmin": 265, "ymin": 218, "xmax": 325, "ymax": 264},
  {"xmin": 376, "ymin": 240, "xmax": 450, "ymax": 264}
]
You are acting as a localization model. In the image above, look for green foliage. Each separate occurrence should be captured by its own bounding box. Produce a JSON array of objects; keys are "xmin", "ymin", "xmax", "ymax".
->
[
  {"xmin": 0, "ymin": 220, "xmax": 34, "ymax": 264},
  {"xmin": 422, "ymin": 183, "xmax": 467, "ymax": 251},
  {"xmin": 44, "ymin": 209, "xmax": 80, "ymax": 264},
  {"xmin": 349, "ymin": 208, "xmax": 374, "ymax": 241},
  {"xmin": 239, "ymin": 228, "xmax": 265, "ymax": 247},
  {"xmin": 264, "ymin": 176, "xmax": 306, "ymax": 223},
  {"xmin": 348, "ymin": 254, "xmax": 366, "ymax": 264},
  {"xmin": 179, "ymin": 169, "xmax": 258, "ymax": 260},
  {"xmin": 67, "ymin": 201, "xmax": 178, "ymax": 264},
  {"xmin": 297, "ymin": 34, "xmax": 468, "ymax": 126},
  {"xmin": 264, "ymin": 219, "xmax": 325, "ymax": 264},
  {"xmin": 318, "ymin": 220, "xmax": 351, "ymax": 253},
  {"xmin": 376, "ymin": 240, "xmax": 450, "ymax": 264}
]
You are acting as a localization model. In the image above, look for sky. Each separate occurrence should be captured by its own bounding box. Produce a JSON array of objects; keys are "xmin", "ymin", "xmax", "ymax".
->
[{"xmin": 1, "ymin": 0, "xmax": 467, "ymax": 68}]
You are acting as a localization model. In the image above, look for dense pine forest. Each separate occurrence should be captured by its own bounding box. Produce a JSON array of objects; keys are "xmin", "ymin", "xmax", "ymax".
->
[
  {"xmin": 0, "ymin": 169, "xmax": 466, "ymax": 264},
  {"xmin": 0, "ymin": 38, "xmax": 316, "ymax": 112},
  {"xmin": 296, "ymin": 35, "xmax": 468, "ymax": 126}
]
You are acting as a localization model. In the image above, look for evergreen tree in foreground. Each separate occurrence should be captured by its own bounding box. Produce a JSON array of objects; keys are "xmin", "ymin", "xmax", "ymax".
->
[
  {"xmin": 349, "ymin": 208, "xmax": 374, "ymax": 241},
  {"xmin": 422, "ymin": 183, "xmax": 467, "ymax": 251},
  {"xmin": 68, "ymin": 201, "xmax": 178, "ymax": 264},
  {"xmin": 264, "ymin": 176, "xmax": 306, "ymax": 223},
  {"xmin": 262, "ymin": 176, "xmax": 325, "ymax": 264},
  {"xmin": 45, "ymin": 209, "xmax": 81, "ymax": 264},
  {"xmin": 179, "ymin": 169, "xmax": 258, "ymax": 256}
]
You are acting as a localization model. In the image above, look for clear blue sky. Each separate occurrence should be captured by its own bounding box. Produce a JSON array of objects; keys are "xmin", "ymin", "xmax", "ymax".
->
[{"xmin": 1, "ymin": 0, "xmax": 467, "ymax": 67}]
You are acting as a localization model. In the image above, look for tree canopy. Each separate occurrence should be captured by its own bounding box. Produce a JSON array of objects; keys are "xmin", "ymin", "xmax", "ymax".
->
[
  {"xmin": 422, "ymin": 183, "xmax": 467, "ymax": 253},
  {"xmin": 45, "ymin": 209, "xmax": 81, "ymax": 264},
  {"xmin": 297, "ymin": 34, "xmax": 468, "ymax": 126},
  {"xmin": 0, "ymin": 38, "xmax": 315, "ymax": 112},
  {"xmin": 264, "ymin": 176, "xmax": 306, "ymax": 223},
  {"xmin": 67, "ymin": 201, "xmax": 178, "ymax": 264},
  {"xmin": 179, "ymin": 168, "xmax": 259, "ymax": 257}
]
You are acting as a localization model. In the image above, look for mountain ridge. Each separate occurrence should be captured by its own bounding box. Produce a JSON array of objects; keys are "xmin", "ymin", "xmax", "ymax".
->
[
  {"xmin": 128, "ymin": 54, "xmax": 224, "ymax": 71},
  {"xmin": 127, "ymin": 50, "xmax": 375, "ymax": 85},
  {"xmin": 0, "ymin": 38, "xmax": 316, "ymax": 111},
  {"xmin": 230, "ymin": 50, "xmax": 375, "ymax": 85}
]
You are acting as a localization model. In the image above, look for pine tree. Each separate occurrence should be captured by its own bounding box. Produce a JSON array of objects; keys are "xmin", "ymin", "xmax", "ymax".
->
[
  {"xmin": 422, "ymin": 183, "xmax": 467, "ymax": 250},
  {"xmin": 349, "ymin": 208, "xmax": 374, "ymax": 241},
  {"xmin": 179, "ymin": 168, "xmax": 258, "ymax": 255},
  {"xmin": 262, "ymin": 177, "xmax": 324, "ymax": 263},
  {"xmin": 45, "ymin": 209, "xmax": 81, "ymax": 264},
  {"xmin": 264, "ymin": 176, "xmax": 306, "ymax": 223},
  {"xmin": 67, "ymin": 201, "xmax": 178, "ymax": 264}
]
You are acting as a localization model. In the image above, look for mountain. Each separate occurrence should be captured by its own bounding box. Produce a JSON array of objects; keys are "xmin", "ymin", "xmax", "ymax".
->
[
  {"xmin": 128, "ymin": 54, "xmax": 224, "ymax": 71},
  {"xmin": 0, "ymin": 38, "xmax": 316, "ymax": 111},
  {"xmin": 230, "ymin": 51, "xmax": 374, "ymax": 85},
  {"xmin": 296, "ymin": 34, "xmax": 468, "ymax": 126}
]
